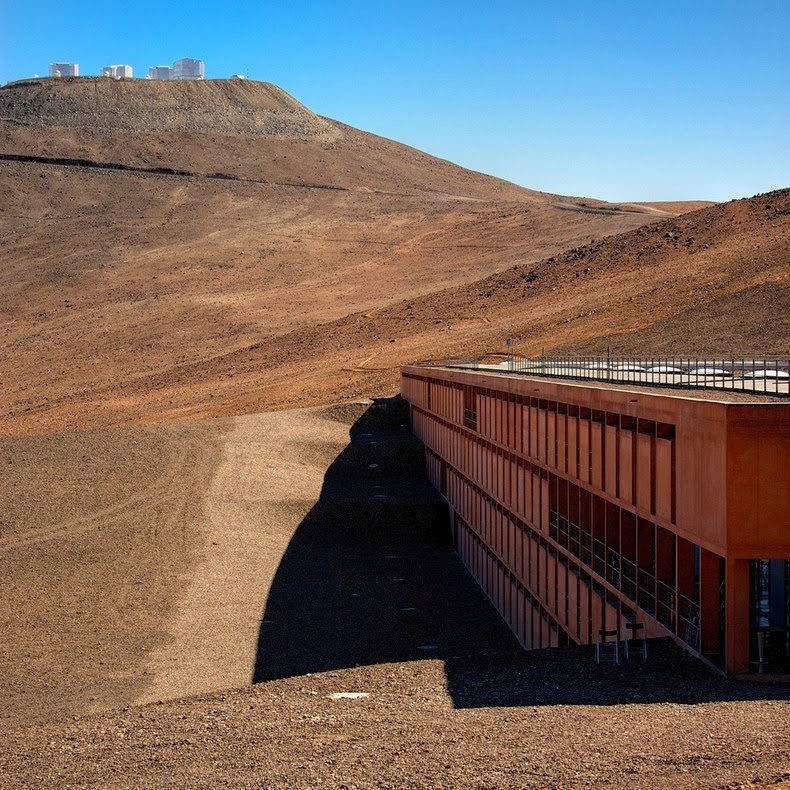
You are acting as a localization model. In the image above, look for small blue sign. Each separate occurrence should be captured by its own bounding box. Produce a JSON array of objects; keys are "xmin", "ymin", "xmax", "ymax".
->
[{"xmin": 505, "ymin": 338, "xmax": 511, "ymax": 347}]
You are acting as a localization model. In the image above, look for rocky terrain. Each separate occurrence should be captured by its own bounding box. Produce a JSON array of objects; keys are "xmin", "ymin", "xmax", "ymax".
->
[
  {"xmin": 1, "ymin": 78, "xmax": 788, "ymax": 787},
  {"xmin": 1, "ymin": 77, "xmax": 336, "ymax": 137},
  {"xmin": 2, "ymin": 83, "xmax": 786, "ymax": 436}
]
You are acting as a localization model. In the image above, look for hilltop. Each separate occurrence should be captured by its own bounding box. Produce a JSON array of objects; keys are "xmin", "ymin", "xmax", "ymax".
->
[
  {"xmin": 0, "ymin": 76, "xmax": 540, "ymax": 198},
  {"xmin": 1, "ymin": 76, "xmax": 334, "ymax": 137},
  {"xmin": 0, "ymin": 77, "xmax": 711, "ymax": 205}
]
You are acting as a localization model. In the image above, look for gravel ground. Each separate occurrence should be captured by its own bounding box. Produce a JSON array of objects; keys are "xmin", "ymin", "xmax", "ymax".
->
[
  {"xmin": 2, "ymin": 401, "xmax": 788, "ymax": 788},
  {"xmin": 3, "ymin": 651, "xmax": 789, "ymax": 789}
]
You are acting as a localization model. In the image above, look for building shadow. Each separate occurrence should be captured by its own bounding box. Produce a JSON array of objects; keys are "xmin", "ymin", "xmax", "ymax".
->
[
  {"xmin": 252, "ymin": 397, "xmax": 790, "ymax": 708},
  {"xmin": 252, "ymin": 396, "xmax": 521, "ymax": 685},
  {"xmin": 444, "ymin": 638, "xmax": 790, "ymax": 708}
]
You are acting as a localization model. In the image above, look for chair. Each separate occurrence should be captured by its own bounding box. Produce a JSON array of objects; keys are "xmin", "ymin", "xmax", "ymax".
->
[
  {"xmin": 623, "ymin": 622, "xmax": 647, "ymax": 659},
  {"xmin": 595, "ymin": 629, "xmax": 619, "ymax": 664}
]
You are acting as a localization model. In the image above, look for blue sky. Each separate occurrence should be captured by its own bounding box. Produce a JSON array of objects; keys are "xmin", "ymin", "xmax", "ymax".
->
[{"xmin": 1, "ymin": 0, "xmax": 787, "ymax": 202}]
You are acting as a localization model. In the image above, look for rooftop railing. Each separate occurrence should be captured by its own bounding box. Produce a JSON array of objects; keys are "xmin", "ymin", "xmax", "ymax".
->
[{"xmin": 442, "ymin": 354, "xmax": 789, "ymax": 398}]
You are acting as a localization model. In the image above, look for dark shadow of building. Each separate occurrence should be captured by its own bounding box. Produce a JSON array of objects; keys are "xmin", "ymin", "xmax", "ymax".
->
[{"xmin": 253, "ymin": 398, "xmax": 790, "ymax": 708}]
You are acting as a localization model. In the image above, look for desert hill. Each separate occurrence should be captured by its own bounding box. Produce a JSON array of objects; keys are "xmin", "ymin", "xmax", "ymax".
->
[
  {"xmin": 0, "ymin": 77, "xmax": 712, "ymax": 435},
  {"xmin": 2, "ymin": 78, "xmax": 790, "ymax": 787},
  {"xmin": 1, "ymin": 76, "xmax": 335, "ymax": 137},
  {"xmin": 110, "ymin": 187, "xmax": 786, "ymax": 424},
  {"xmin": 0, "ymin": 78, "xmax": 712, "ymax": 205},
  {"xmin": 0, "ymin": 76, "xmax": 545, "ymax": 198}
]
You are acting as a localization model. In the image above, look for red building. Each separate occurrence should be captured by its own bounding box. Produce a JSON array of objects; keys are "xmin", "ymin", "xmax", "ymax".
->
[{"xmin": 401, "ymin": 365, "xmax": 790, "ymax": 677}]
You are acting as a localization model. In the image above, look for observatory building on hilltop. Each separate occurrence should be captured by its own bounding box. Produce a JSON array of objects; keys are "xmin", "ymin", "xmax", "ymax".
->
[
  {"xmin": 101, "ymin": 64, "xmax": 133, "ymax": 79},
  {"xmin": 402, "ymin": 364, "xmax": 789, "ymax": 678},
  {"xmin": 148, "ymin": 65, "xmax": 173, "ymax": 80},
  {"xmin": 149, "ymin": 58, "xmax": 204, "ymax": 80},
  {"xmin": 173, "ymin": 58, "xmax": 204, "ymax": 80},
  {"xmin": 49, "ymin": 62, "xmax": 78, "ymax": 77}
]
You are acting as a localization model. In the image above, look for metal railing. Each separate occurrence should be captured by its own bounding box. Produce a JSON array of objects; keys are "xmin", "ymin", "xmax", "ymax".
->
[
  {"xmin": 606, "ymin": 547, "xmax": 620, "ymax": 589},
  {"xmin": 445, "ymin": 356, "xmax": 479, "ymax": 369},
  {"xmin": 550, "ymin": 512, "xmax": 596, "ymax": 570},
  {"xmin": 442, "ymin": 355, "xmax": 789, "ymax": 398},
  {"xmin": 568, "ymin": 521, "xmax": 581, "ymax": 560},
  {"xmin": 592, "ymin": 538, "xmax": 606, "ymax": 578},
  {"xmin": 678, "ymin": 594, "xmax": 700, "ymax": 649},
  {"xmin": 579, "ymin": 530, "xmax": 592, "ymax": 567},
  {"xmin": 548, "ymin": 510, "xmax": 560, "ymax": 544},
  {"xmin": 657, "ymin": 580, "xmax": 676, "ymax": 629},
  {"xmin": 638, "ymin": 568, "xmax": 657, "ymax": 615},
  {"xmin": 621, "ymin": 557, "xmax": 638, "ymax": 603}
]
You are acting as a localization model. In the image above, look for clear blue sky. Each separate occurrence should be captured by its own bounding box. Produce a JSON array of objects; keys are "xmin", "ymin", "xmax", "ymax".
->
[{"xmin": 1, "ymin": 0, "xmax": 787, "ymax": 202}]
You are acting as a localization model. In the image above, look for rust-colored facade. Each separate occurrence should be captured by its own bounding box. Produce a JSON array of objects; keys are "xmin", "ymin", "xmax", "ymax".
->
[{"xmin": 401, "ymin": 366, "xmax": 790, "ymax": 676}]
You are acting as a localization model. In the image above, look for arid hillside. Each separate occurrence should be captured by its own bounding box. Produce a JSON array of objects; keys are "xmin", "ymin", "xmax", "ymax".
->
[
  {"xmin": 0, "ymin": 77, "xmax": 722, "ymax": 435},
  {"xmin": 2, "ymin": 78, "xmax": 789, "ymax": 789},
  {"xmin": 0, "ymin": 77, "xmax": 712, "ymax": 204}
]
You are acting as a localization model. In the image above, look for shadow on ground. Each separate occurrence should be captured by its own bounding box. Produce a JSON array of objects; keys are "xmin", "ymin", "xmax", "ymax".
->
[
  {"xmin": 253, "ymin": 397, "xmax": 790, "ymax": 708},
  {"xmin": 445, "ymin": 639, "xmax": 789, "ymax": 707}
]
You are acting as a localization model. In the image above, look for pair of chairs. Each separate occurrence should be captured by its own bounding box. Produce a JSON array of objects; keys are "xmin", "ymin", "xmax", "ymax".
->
[{"xmin": 594, "ymin": 622, "xmax": 647, "ymax": 664}]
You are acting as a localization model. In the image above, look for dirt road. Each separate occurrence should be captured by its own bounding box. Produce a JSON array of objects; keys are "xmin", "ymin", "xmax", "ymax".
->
[{"xmin": 0, "ymin": 404, "xmax": 364, "ymax": 725}]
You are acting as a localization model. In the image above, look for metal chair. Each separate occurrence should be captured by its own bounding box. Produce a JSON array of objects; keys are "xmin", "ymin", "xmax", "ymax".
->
[
  {"xmin": 595, "ymin": 628, "xmax": 619, "ymax": 664},
  {"xmin": 623, "ymin": 622, "xmax": 647, "ymax": 659}
]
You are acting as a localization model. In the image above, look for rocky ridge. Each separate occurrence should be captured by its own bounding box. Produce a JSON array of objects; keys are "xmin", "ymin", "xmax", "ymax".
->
[{"xmin": 0, "ymin": 77, "xmax": 337, "ymax": 138}]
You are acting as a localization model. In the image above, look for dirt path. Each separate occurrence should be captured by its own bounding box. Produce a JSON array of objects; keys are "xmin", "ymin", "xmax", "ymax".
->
[
  {"xmin": 0, "ymin": 405, "xmax": 365, "ymax": 728},
  {"xmin": 138, "ymin": 406, "xmax": 363, "ymax": 703}
]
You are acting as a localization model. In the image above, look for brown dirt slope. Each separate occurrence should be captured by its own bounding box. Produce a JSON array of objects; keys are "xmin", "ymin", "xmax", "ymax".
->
[
  {"xmin": 0, "ymin": 405, "xmax": 359, "ymax": 728},
  {"xmin": 0, "ymin": 78, "xmax": 702, "ymax": 205},
  {"xmin": 3, "ymin": 658, "xmax": 790, "ymax": 788},
  {"xmin": 144, "ymin": 188, "xmax": 786, "ymax": 417},
  {"xmin": 0, "ymin": 78, "xmax": 715, "ymax": 435},
  {"xmin": 0, "ymin": 77, "xmax": 541, "ymax": 199},
  {"xmin": 3, "ymin": 186, "xmax": 783, "ymax": 433},
  {"xmin": 3, "ymin": 403, "xmax": 789, "ymax": 789}
]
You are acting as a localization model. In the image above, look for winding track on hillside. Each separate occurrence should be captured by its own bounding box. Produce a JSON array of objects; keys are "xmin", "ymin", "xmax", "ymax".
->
[
  {"xmin": 0, "ymin": 152, "xmax": 354, "ymax": 192},
  {"xmin": 0, "ymin": 435, "xmax": 197, "ymax": 553}
]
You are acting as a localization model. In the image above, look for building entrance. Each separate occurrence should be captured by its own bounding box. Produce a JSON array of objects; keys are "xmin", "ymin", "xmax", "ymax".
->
[{"xmin": 749, "ymin": 559, "xmax": 790, "ymax": 674}]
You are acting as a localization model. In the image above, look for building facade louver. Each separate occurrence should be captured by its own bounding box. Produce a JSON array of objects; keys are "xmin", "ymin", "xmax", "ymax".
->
[{"xmin": 401, "ymin": 365, "xmax": 790, "ymax": 677}]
